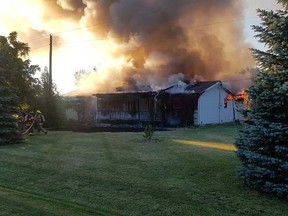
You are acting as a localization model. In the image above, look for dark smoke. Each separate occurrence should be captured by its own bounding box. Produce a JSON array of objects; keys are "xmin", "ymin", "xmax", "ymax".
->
[
  {"xmin": 56, "ymin": 0, "xmax": 86, "ymax": 12},
  {"xmin": 45, "ymin": 0, "xmax": 255, "ymax": 93}
]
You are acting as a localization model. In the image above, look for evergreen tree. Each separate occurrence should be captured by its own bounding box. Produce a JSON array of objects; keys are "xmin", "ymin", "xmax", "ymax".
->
[
  {"xmin": 0, "ymin": 80, "xmax": 22, "ymax": 144},
  {"xmin": 0, "ymin": 32, "xmax": 39, "ymax": 108},
  {"xmin": 0, "ymin": 50, "xmax": 22, "ymax": 144},
  {"xmin": 235, "ymin": 2, "xmax": 288, "ymax": 198},
  {"xmin": 277, "ymin": 0, "xmax": 288, "ymax": 9}
]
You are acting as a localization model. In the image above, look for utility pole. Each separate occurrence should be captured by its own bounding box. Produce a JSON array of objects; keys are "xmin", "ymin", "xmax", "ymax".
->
[
  {"xmin": 49, "ymin": 34, "xmax": 52, "ymax": 95},
  {"xmin": 47, "ymin": 34, "xmax": 53, "ymax": 127}
]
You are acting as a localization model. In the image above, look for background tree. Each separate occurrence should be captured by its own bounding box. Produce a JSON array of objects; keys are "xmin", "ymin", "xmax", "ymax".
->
[
  {"xmin": 277, "ymin": 0, "xmax": 288, "ymax": 9},
  {"xmin": 34, "ymin": 66, "xmax": 66, "ymax": 128},
  {"xmin": 235, "ymin": 1, "xmax": 288, "ymax": 198},
  {"xmin": 0, "ymin": 32, "xmax": 30, "ymax": 144},
  {"xmin": 0, "ymin": 32, "xmax": 39, "ymax": 108}
]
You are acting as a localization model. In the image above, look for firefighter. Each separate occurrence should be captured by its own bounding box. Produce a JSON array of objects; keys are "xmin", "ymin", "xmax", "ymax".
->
[
  {"xmin": 35, "ymin": 110, "xmax": 47, "ymax": 135},
  {"xmin": 17, "ymin": 111, "xmax": 26, "ymax": 132},
  {"xmin": 24, "ymin": 111, "xmax": 35, "ymax": 136}
]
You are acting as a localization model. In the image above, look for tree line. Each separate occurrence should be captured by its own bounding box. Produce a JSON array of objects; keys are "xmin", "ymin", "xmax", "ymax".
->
[{"xmin": 0, "ymin": 32, "xmax": 66, "ymax": 144}]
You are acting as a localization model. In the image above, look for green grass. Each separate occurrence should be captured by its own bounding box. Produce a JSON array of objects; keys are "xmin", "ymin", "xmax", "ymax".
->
[{"xmin": 0, "ymin": 124, "xmax": 287, "ymax": 215}]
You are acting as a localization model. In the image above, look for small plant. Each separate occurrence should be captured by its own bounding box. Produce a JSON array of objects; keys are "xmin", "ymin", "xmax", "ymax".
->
[{"xmin": 143, "ymin": 124, "xmax": 154, "ymax": 141}]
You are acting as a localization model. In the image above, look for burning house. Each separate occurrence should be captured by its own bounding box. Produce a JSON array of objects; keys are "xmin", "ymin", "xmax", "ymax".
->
[
  {"xmin": 93, "ymin": 91, "xmax": 156, "ymax": 124},
  {"xmin": 59, "ymin": 0, "xmax": 254, "ymax": 127},
  {"xmin": 92, "ymin": 80, "xmax": 238, "ymax": 126},
  {"xmin": 158, "ymin": 80, "xmax": 236, "ymax": 125}
]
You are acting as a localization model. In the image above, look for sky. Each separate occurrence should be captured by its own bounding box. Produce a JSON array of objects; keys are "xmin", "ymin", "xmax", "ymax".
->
[{"xmin": 0, "ymin": 0, "xmax": 284, "ymax": 95}]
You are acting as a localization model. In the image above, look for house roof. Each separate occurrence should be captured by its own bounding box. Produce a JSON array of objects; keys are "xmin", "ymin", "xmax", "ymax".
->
[
  {"xmin": 91, "ymin": 80, "xmax": 233, "ymax": 98},
  {"xmin": 161, "ymin": 80, "xmax": 221, "ymax": 95},
  {"xmin": 185, "ymin": 81, "xmax": 219, "ymax": 94},
  {"xmin": 93, "ymin": 91, "xmax": 156, "ymax": 99}
]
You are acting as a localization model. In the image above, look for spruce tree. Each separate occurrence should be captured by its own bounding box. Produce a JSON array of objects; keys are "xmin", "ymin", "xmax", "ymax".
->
[
  {"xmin": 0, "ymin": 76, "xmax": 22, "ymax": 144},
  {"xmin": 0, "ymin": 32, "xmax": 28, "ymax": 144},
  {"xmin": 235, "ymin": 3, "xmax": 288, "ymax": 198},
  {"xmin": 0, "ymin": 57, "xmax": 22, "ymax": 144}
]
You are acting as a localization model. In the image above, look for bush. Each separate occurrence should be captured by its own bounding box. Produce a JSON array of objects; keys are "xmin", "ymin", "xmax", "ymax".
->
[{"xmin": 143, "ymin": 124, "xmax": 154, "ymax": 141}]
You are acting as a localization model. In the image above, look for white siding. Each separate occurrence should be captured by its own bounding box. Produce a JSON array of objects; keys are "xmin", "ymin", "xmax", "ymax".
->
[{"xmin": 196, "ymin": 82, "xmax": 235, "ymax": 125}]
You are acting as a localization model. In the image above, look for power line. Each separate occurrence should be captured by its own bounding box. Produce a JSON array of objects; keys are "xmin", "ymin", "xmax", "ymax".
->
[
  {"xmin": 23, "ymin": 0, "xmax": 260, "ymax": 51},
  {"xmin": 44, "ymin": 15, "xmax": 257, "ymax": 47},
  {"xmin": 24, "ymin": 35, "xmax": 50, "ymax": 43},
  {"xmin": 30, "ymin": 44, "xmax": 49, "ymax": 51},
  {"xmin": 186, "ymin": 17, "xmax": 257, "ymax": 29},
  {"xmin": 23, "ymin": 0, "xmax": 255, "ymax": 43},
  {"xmin": 24, "ymin": 1, "xmax": 195, "ymax": 46},
  {"xmin": 52, "ymin": 0, "xmax": 197, "ymax": 36}
]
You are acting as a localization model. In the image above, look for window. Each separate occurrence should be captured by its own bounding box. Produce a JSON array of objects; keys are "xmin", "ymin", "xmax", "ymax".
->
[{"xmin": 224, "ymin": 100, "xmax": 228, "ymax": 108}]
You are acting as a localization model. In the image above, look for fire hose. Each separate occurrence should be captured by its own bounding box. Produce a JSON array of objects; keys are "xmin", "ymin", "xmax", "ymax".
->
[{"xmin": 20, "ymin": 120, "xmax": 35, "ymax": 135}]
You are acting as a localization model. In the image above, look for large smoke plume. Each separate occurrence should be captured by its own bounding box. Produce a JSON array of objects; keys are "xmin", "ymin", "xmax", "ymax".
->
[{"xmin": 21, "ymin": 0, "xmax": 256, "ymax": 93}]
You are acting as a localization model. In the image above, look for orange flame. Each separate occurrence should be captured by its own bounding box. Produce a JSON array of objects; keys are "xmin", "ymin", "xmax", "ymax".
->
[
  {"xmin": 236, "ymin": 90, "xmax": 248, "ymax": 101},
  {"xmin": 236, "ymin": 90, "xmax": 250, "ymax": 110},
  {"xmin": 225, "ymin": 93, "xmax": 234, "ymax": 102}
]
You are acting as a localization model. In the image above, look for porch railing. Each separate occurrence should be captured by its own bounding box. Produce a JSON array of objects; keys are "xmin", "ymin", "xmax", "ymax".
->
[{"xmin": 96, "ymin": 110, "xmax": 161, "ymax": 121}]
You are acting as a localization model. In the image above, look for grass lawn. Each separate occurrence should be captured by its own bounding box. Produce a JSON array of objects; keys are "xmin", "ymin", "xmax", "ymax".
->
[{"xmin": 0, "ymin": 124, "xmax": 287, "ymax": 215}]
